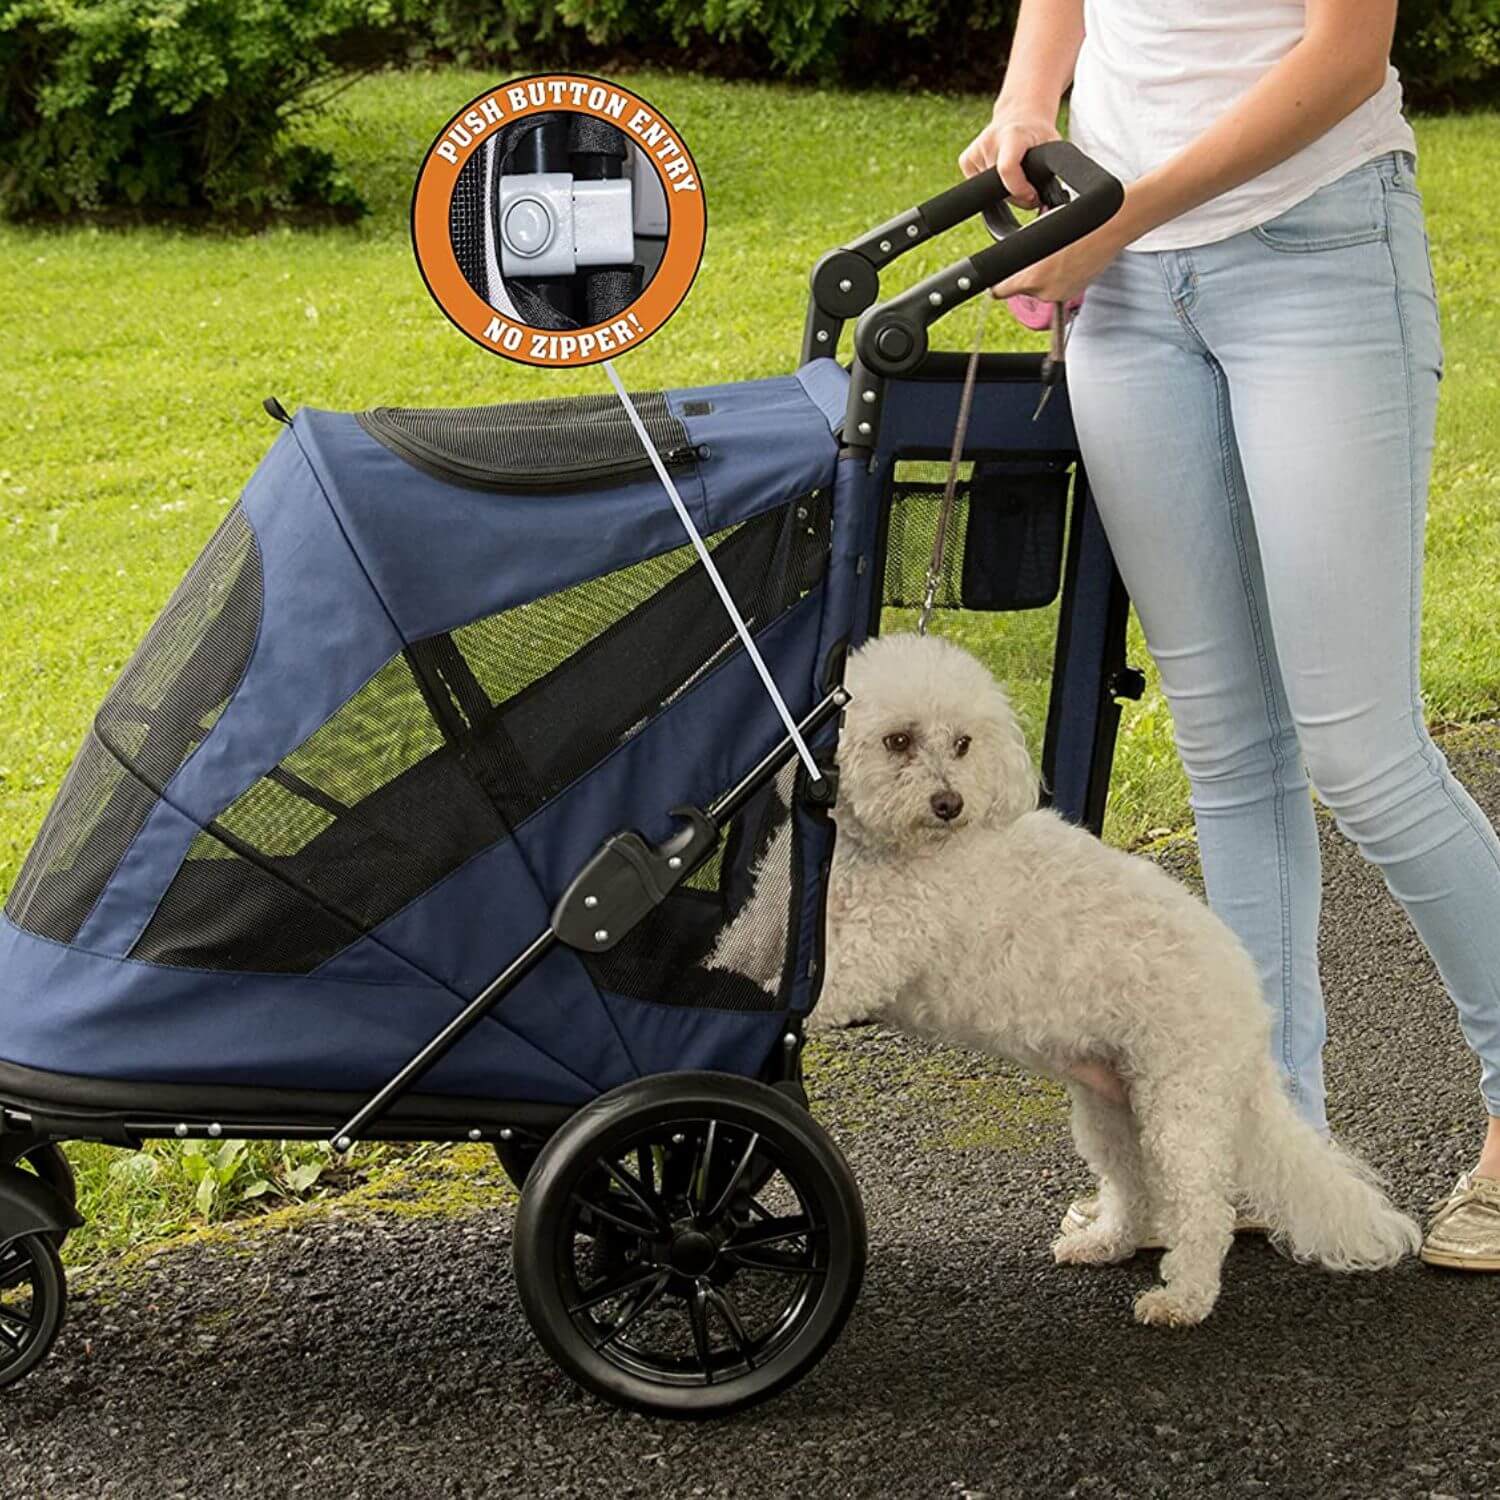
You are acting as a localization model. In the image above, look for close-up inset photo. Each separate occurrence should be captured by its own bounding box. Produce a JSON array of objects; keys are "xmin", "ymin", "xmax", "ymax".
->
[
  {"xmin": 451, "ymin": 109, "xmax": 667, "ymax": 329},
  {"xmin": 412, "ymin": 76, "xmax": 705, "ymax": 366}
]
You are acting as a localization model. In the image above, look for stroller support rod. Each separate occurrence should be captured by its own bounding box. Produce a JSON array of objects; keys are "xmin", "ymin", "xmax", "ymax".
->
[
  {"xmin": 328, "ymin": 929, "xmax": 557, "ymax": 1150},
  {"xmin": 708, "ymin": 688, "xmax": 849, "ymax": 827}
]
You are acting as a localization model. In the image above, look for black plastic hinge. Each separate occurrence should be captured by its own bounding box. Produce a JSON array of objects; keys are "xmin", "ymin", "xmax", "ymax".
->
[
  {"xmin": 799, "ymin": 760, "xmax": 840, "ymax": 810},
  {"xmin": 551, "ymin": 807, "xmax": 719, "ymax": 954},
  {"xmin": 263, "ymin": 396, "xmax": 292, "ymax": 426},
  {"xmin": 1110, "ymin": 666, "xmax": 1147, "ymax": 701}
]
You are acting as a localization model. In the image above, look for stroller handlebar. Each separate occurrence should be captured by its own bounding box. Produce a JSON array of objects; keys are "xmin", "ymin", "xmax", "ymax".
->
[{"xmin": 800, "ymin": 142, "xmax": 1122, "ymax": 366}]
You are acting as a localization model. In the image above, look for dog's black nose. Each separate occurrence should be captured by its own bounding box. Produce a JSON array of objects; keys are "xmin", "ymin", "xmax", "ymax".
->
[{"xmin": 931, "ymin": 790, "xmax": 964, "ymax": 821}]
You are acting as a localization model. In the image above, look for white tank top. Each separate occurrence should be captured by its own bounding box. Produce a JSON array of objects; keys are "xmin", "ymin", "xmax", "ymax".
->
[{"xmin": 1068, "ymin": 0, "xmax": 1417, "ymax": 252}]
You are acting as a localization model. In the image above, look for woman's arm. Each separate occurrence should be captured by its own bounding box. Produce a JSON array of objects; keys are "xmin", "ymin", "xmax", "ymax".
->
[
  {"xmin": 987, "ymin": 0, "xmax": 1400, "ymax": 300},
  {"xmin": 959, "ymin": 0, "xmax": 1084, "ymax": 208}
]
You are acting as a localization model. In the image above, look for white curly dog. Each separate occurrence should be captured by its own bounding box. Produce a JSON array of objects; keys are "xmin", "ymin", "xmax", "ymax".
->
[{"xmin": 712, "ymin": 632, "xmax": 1420, "ymax": 1327}]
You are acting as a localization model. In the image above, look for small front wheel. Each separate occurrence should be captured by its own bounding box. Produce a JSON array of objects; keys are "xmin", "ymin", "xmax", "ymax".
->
[
  {"xmin": 0, "ymin": 1233, "xmax": 67, "ymax": 1390},
  {"xmin": 513, "ymin": 1072, "xmax": 865, "ymax": 1418}
]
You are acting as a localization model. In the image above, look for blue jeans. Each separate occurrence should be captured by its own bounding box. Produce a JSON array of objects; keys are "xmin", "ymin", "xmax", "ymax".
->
[{"xmin": 1069, "ymin": 151, "xmax": 1500, "ymax": 1130}]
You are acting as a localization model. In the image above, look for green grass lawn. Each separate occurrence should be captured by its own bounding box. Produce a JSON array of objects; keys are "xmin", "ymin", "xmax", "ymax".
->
[
  {"xmin": 4, "ymin": 71, "xmax": 1498, "ymax": 883},
  {"xmin": 1, "ymin": 69, "xmax": 1498, "ymax": 1257}
]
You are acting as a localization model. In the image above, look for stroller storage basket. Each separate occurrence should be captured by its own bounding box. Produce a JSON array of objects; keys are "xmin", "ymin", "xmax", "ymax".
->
[{"xmin": 881, "ymin": 454, "xmax": 1071, "ymax": 614}]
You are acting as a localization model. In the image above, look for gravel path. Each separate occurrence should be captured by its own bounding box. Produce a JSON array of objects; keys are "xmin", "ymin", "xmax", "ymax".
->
[{"xmin": 5, "ymin": 730, "xmax": 1500, "ymax": 1500}]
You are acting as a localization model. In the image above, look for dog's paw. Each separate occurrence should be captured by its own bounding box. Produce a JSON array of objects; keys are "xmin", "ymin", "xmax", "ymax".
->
[
  {"xmin": 1132, "ymin": 1286, "xmax": 1211, "ymax": 1328},
  {"xmin": 1053, "ymin": 1225, "xmax": 1139, "ymax": 1266}
]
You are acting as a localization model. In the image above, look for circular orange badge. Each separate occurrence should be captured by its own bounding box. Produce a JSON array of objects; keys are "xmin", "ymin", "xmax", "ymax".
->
[{"xmin": 411, "ymin": 75, "xmax": 706, "ymax": 368}]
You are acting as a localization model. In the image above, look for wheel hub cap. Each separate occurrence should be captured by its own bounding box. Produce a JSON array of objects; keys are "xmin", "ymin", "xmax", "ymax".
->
[{"xmin": 668, "ymin": 1228, "xmax": 718, "ymax": 1276}]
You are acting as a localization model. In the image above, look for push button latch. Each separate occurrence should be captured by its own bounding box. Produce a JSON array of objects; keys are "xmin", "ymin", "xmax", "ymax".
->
[{"xmin": 498, "ymin": 173, "xmax": 635, "ymax": 279}]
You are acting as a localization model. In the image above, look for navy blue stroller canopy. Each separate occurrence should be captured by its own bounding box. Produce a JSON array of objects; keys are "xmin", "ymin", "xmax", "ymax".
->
[{"xmin": 0, "ymin": 366, "xmax": 855, "ymax": 1105}]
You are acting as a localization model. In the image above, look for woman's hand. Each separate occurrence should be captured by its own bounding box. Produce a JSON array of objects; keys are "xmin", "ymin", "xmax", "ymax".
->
[
  {"xmin": 958, "ymin": 112, "xmax": 1061, "ymax": 208},
  {"xmin": 990, "ymin": 213, "xmax": 1133, "ymax": 303}
]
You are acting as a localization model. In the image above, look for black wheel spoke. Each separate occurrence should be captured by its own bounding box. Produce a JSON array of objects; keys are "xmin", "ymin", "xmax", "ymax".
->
[
  {"xmin": 597, "ymin": 1158, "xmax": 666, "ymax": 1228},
  {"xmin": 0, "ymin": 1298, "xmax": 35, "ymax": 1331},
  {"xmin": 0, "ymin": 1319, "xmax": 24, "ymax": 1350},
  {"xmin": 571, "ymin": 1191, "xmax": 656, "ymax": 1241},
  {"xmin": 567, "ymin": 1265, "xmax": 665, "ymax": 1316},
  {"xmin": 706, "ymin": 1132, "xmax": 762, "ymax": 1221},
  {"xmin": 722, "ymin": 1247, "xmax": 823, "ymax": 1278},
  {"xmin": 636, "ymin": 1146, "xmax": 655, "ymax": 1197},
  {"xmin": 687, "ymin": 1282, "xmax": 714, "ymax": 1384},
  {"xmin": 730, "ymin": 1214, "xmax": 814, "ymax": 1251},
  {"xmin": 707, "ymin": 1287, "xmax": 757, "ymax": 1369},
  {"xmin": 593, "ymin": 1271, "xmax": 671, "ymax": 1351},
  {"xmin": 694, "ymin": 1121, "xmax": 719, "ymax": 1213}
]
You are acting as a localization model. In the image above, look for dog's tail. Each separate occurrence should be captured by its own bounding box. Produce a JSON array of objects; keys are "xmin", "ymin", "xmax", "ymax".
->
[{"xmin": 1237, "ymin": 1062, "xmax": 1421, "ymax": 1271}]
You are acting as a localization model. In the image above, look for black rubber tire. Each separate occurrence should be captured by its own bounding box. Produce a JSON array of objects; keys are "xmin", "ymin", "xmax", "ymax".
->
[
  {"xmin": 0, "ymin": 1232, "xmax": 67, "ymax": 1391},
  {"xmin": 4, "ymin": 1145, "xmax": 77, "ymax": 1251},
  {"xmin": 513, "ymin": 1071, "xmax": 865, "ymax": 1418}
]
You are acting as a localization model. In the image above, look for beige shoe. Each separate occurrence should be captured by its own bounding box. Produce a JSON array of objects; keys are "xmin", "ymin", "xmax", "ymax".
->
[
  {"xmin": 1060, "ymin": 1193, "xmax": 1270, "ymax": 1249},
  {"xmin": 1420, "ymin": 1173, "xmax": 1500, "ymax": 1271}
]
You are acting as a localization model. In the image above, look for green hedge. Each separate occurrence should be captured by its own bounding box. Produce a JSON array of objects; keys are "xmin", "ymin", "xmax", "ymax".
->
[
  {"xmin": 2, "ymin": 0, "xmax": 1494, "ymax": 225},
  {"xmin": 429, "ymin": 0, "xmax": 1500, "ymax": 103},
  {"xmin": 0, "ymin": 0, "xmax": 406, "ymax": 222}
]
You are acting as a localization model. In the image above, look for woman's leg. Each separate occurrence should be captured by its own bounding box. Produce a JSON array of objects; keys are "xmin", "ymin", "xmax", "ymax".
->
[
  {"xmin": 1197, "ymin": 155, "xmax": 1500, "ymax": 1158},
  {"xmin": 1069, "ymin": 248, "xmax": 1330, "ymax": 1129}
]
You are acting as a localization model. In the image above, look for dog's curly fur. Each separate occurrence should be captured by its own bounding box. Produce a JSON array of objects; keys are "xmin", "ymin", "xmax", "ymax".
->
[{"xmin": 712, "ymin": 633, "xmax": 1420, "ymax": 1326}]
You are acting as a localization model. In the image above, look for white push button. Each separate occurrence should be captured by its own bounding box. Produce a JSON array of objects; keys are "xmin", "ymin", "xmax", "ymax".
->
[{"xmin": 502, "ymin": 197, "xmax": 554, "ymax": 258}]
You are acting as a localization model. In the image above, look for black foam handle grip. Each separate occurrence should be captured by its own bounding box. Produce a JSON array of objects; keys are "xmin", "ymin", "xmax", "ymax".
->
[
  {"xmin": 968, "ymin": 142, "xmax": 1124, "ymax": 288},
  {"xmin": 915, "ymin": 169, "xmax": 1016, "ymax": 236}
]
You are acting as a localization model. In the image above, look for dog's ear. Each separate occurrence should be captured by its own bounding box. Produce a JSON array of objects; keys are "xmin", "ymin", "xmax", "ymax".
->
[
  {"xmin": 987, "ymin": 714, "xmax": 1040, "ymax": 827},
  {"xmin": 975, "ymin": 679, "xmax": 1039, "ymax": 829}
]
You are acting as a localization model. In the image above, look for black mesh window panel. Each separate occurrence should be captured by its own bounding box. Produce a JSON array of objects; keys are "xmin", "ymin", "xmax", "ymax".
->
[
  {"xmin": 883, "ymin": 457, "xmax": 1072, "ymax": 613},
  {"xmin": 5, "ymin": 506, "xmax": 262, "ymax": 944},
  {"xmin": 130, "ymin": 491, "xmax": 832, "ymax": 979}
]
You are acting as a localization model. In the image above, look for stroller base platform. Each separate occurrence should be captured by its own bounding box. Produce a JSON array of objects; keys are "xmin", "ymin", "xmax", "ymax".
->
[{"xmin": 0, "ymin": 1057, "xmax": 574, "ymax": 1146}]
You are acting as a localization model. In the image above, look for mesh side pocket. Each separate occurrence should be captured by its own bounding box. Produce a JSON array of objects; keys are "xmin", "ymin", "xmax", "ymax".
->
[
  {"xmin": 883, "ymin": 458, "xmax": 1070, "ymax": 613},
  {"xmin": 357, "ymin": 391, "xmax": 688, "ymax": 491},
  {"xmin": 588, "ymin": 772, "xmax": 801, "ymax": 1013},
  {"xmin": 6, "ymin": 507, "xmax": 262, "ymax": 944}
]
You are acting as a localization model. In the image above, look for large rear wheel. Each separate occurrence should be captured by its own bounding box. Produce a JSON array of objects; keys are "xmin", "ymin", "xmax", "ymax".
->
[{"xmin": 513, "ymin": 1072, "xmax": 865, "ymax": 1418}]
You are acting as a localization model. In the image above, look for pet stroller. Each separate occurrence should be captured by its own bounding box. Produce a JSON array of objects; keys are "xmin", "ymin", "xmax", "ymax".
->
[{"xmin": 0, "ymin": 145, "xmax": 1133, "ymax": 1416}]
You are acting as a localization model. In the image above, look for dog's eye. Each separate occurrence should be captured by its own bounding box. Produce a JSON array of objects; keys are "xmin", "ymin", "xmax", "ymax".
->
[
  {"xmin": 882, "ymin": 731, "xmax": 912, "ymax": 754},
  {"xmin": 953, "ymin": 735, "xmax": 972, "ymax": 758}
]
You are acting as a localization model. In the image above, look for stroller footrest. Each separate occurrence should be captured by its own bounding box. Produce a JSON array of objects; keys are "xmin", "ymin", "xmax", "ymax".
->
[{"xmin": 552, "ymin": 807, "xmax": 719, "ymax": 954}]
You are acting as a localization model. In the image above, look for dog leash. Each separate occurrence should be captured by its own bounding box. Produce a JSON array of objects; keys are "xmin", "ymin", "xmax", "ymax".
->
[{"xmin": 917, "ymin": 296, "xmax": 990, "ymax": 636}]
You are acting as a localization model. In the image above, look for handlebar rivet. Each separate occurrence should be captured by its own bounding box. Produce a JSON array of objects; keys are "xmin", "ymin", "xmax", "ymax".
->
[
  {"xmin": 583, "ymin": 894, "xmax": 598, "ymax": 908},
  {"xmin": 906, "ymin": 225, "xmax": 919, "ymax": 238},
  {"xmin": 861, "ymin": 390, "xmax": 876, "ymax": 405},
  {"xmin": 879, "ymin": 239, "xmax": 892, "ymax": 252},
  {"xmin": 468, "ymin": 1128, "xmax": 482, "ymax": 1142},
  {"xmin": 816, "ymin": 329, "xmax": 829, "ymax": 343},
  {"xmin": 668, "ymin": 855, "xmax": 683, "ymax": 869},
  {"xmin": 594, "ymin": 929, "xmax": 610, "ymax": 943},
  {"xmin": 957, "ymin": 276, "xmax": 972, "ymax": 291},
  {"xmin": 838, "ymin": 278, "xmax": 852, "ymax": 294},
  {"xmin": 857, "ymin": 420, "xmax": 872, "ymax": 435},
  {"xmin": 928, "ymin": 291, "xmax": 943, "ymax": 307}
]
